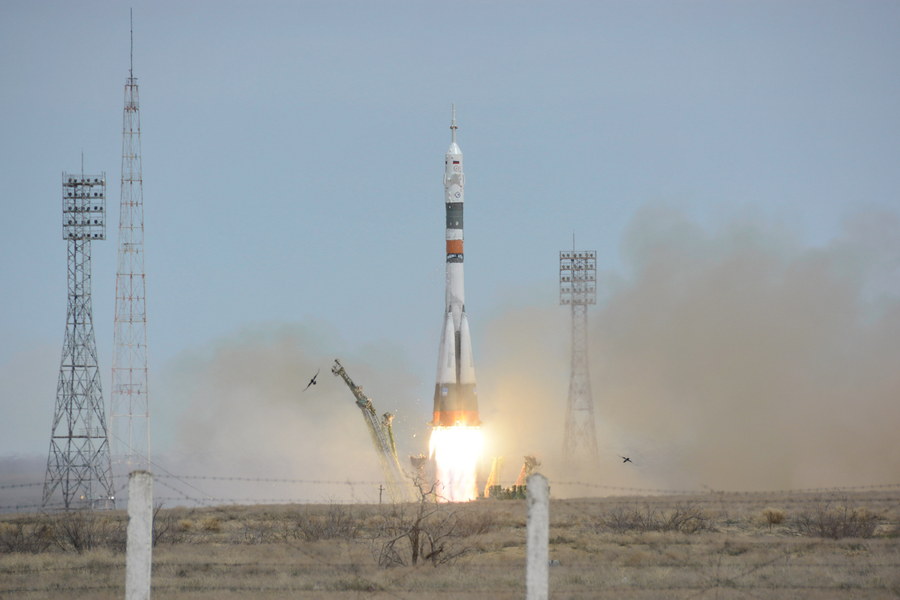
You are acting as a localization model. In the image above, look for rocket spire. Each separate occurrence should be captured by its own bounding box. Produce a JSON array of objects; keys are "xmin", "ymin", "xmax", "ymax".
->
[{"xmin": 450, "ymin": 104, "xmax": 458, "ymax": 144}]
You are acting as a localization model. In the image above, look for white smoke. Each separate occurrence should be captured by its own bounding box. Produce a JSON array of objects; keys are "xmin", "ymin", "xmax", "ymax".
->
[{"xmin": 478, "ymin": 204, "xmax": 900, "ymax": 492}]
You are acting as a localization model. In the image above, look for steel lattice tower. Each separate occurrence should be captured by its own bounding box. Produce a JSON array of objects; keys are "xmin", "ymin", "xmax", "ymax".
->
[
  {"xmin": 560, "ymin": 249, "xmax": 599, "ymax": 461},
  {"xmin": 43, "ymin": 172, "xmax": 116, "ymax": 509},
  {"xmin": 111, "ymin": 19, "xmax": 150, "ymax": 470}
]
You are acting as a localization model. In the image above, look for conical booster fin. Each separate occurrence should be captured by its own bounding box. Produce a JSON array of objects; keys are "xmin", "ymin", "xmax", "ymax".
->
[
  {"xmin": 435, "ymin": 311, "xmax": 456, "ymax": 384},
  {"xmin": 458, "ymin": 312, "xmax": 476, "ymax": 384}
]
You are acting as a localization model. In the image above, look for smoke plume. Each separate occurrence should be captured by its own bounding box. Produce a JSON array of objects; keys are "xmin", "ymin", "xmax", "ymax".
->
[
  {"xmin": 158, "ymin": 324, "xmax": 427, "ymax": 504},
  {"xmin": 154, "ymin": 205, "xmax": 900, "ymax": 499},
  {"xmin": 480, "ymin": 205, "xmax": 900, "ymax": 492}
]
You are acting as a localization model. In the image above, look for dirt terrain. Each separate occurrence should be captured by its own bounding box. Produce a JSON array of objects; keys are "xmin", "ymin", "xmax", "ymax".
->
[{"xmin": 1, "ymin": 489, "xmax": 899, "ymax": 599}]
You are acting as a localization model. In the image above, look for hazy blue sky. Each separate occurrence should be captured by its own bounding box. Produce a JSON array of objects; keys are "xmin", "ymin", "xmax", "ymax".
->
[{"xmin": 1, "ymin": 1, "xmax": 899, "ymax": 490}]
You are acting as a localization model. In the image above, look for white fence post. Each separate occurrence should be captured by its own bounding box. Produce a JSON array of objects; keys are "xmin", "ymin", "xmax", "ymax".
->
[
  {"xmin": 526, "ymin": 473, "xmax": 549, "ymax": 600},
  {"xmin": 126, "ymin": 470, "xmax": 153, "ymax": 600}
]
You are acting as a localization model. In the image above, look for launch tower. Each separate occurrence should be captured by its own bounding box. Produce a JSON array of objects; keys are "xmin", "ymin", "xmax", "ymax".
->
[
  {"xmin": 111, "ymin": 17, "xmax": 151, "ymax": 470},
  {"xmin": 560, "ymin": 249, "xmax": 599, "ymax": 461},
  {"xmin": 43, "ymin": 171, "xmax": 116, "ymax": 509},
  {"xmin": 332, "ymin": 359, "xmax": 417, "ymax": 503}
]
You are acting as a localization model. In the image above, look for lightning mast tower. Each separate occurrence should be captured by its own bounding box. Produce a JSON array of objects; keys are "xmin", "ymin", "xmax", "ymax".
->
[
  {"xmin": 559, "ymin": 248, "xmax": 599, "ymax": 461},
  {"xmin": 43, "ymin": 169, "xmax": 116, "ymax": 509},
  {"xmin": 111, "ymin": 13, "xmax": 150, "ymax": 470}
]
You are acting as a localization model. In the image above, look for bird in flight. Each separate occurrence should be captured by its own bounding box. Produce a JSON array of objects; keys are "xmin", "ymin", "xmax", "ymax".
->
[
  {"xmin": 303, "ymin": 368, "xmax": 320, "ymax": 392},
  {"xmin": 619, "ymin": 456, "xmax": 633, "ymax": 464}
]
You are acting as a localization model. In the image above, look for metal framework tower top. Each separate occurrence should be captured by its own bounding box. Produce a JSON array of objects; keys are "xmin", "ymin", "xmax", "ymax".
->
[
  {"xmin": 111, "ymin": 18, "xmax": 151, "ymax": 471},
  {"xmin": 62, "ymin": 174, "xmax": 106, "ymax": 241},
  {"xmin": 44, "ymin": 170, "xmax": 116, "ymax": 509},
  {"xmin": 559, "ymin": 250, "xmax": 596, "ymax": 306},
  {"xmin": 560, "ymin": 249, "xmax": 599, "ymax": 462},
  {"xmin": 130, "ymin": 8, "xmax": 133, "ymax": 78}
]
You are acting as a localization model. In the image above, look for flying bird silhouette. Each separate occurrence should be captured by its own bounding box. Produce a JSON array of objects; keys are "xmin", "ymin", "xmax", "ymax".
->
[
  {"xmin": 619, "ymin": 456, "xmax": 633, "ymax": 464},
  {"xmin": 303, "ymin": 368, "xmax": 320, "ymax": 392}
]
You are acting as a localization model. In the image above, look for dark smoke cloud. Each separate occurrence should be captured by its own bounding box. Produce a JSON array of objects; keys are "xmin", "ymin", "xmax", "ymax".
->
[{"xmin": 479, "ymin": 204, "xmax": 900, "ymax": 492}]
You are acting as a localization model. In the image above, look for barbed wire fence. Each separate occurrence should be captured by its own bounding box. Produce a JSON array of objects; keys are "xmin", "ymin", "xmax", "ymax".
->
[
  {"xmin": 3, "ymin": 473, "xmax": 900, "ymax": 512},
  {"xmin": 1, "ymin": 472, "xmax": 899, "ymax": 599}
]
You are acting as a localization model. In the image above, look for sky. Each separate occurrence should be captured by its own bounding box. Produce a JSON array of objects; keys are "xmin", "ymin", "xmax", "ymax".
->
[{"xmin": 1, "ymin": 1, "xmax": 899, "ymax": 498}]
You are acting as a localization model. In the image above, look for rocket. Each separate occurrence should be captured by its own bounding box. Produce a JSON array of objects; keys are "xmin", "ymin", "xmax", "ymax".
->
[{"xmin": 433, "ymin": 107, "xmax": 480, "ymax": 428}]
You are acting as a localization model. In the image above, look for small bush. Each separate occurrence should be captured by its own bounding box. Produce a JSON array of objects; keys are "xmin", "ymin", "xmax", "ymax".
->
[
  {"xmin": 453, "ymin": 511, "xmax": 498, "ymax": 537},
  {"xmin": 791, "ymin": 503, "xmax": 880, "ymax": 539},
  {"xmin": 240, "ymin": 521, "xmax": 282, "ymax": 544},
  {"xmin": 598, "ymin": 503, "xmax": 713, "ymax": 534},
  {"xmin": 200, "ymin": 517, "xmax": 222, "ymax": 533},
  {"xmin": 46, "ymin": 511, "xmax": 125, "ymax": 553},
  {"xmin": 662, "ymin": 503, "xmax": 713, "ymax": 533},
  {"xmin": 152, "ymin": 506, "xmax": 185, "ymax": 546},
  {"xmin": 0, "ymin": 521, "xmax": 53, "ymax": 553},
  {"xmin": 295, "ymin": 504, "xmax": 359, "ymax": 542},
  {"xmin": 601, "ymin": 505, "xmax": 651, "ymax": 533},
  {"xmin": 762, "ymin": 508, "xmax": 786, "ymax": 527},
  {"xmin": 374, "ymin": 482, "xmax": 472, "ymax": 568}
]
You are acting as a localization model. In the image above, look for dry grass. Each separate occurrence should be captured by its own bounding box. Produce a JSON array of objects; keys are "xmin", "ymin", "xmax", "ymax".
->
[
  {"xmin": 1, "ymin": 490, "xmax": 898, "ymax": 598},
  {"xmin": 763, "ymin": 506, "xmax": 787, "ymax": 527}
]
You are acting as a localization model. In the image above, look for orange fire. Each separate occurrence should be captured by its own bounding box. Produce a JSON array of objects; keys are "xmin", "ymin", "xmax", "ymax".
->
[{"xmin": 429, "ymin": 425, "xmax": 483, "ymax": 502}]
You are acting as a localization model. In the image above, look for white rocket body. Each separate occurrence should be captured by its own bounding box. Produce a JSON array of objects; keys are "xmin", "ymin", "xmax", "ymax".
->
[{"xmin": 433, "ymin": 110, "xmax": 479, "ymax": 427}]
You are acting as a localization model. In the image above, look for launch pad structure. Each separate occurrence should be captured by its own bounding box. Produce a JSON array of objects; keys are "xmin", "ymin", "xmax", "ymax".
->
[
  {"xmin": 43, "ymin": 171, "xmax": 116, "ymax": 510},
  {"xmin": 331, "ymin": 359, "xmax": 417, "ymax": 503},
  {"xmin": 560, "ymin": 249, "xmax": 600, "ymax": 461}
]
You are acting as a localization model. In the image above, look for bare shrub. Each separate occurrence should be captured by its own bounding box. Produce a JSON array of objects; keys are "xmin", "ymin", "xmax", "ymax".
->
[
  {"xmin": 46, "ymin": 510, "xmax": 125, "ymax": 553},
  {"xmin": 240, "ymin": 521, "xmax": 284, "ymax": 544},
  {"xmin": 662, "ymin": 503, "xmax": 714, "ymax": 533},
  {"xmin": 152, "ymin": 505, "xmax": 184, "ymax": 546},
  {"xmin": 295, "ymin": 504, "xmax": 359, "ymax": 542},
  {"xmin": 0, "ymin": 521, "xmax": 53, "ymax": 553},
  {"xmin": 762, "ymin": 507, "xmax": 786, "ymax": 528},
  {"xmin": 374, "ymin": 481, "xmax": 471, "ymax": 568},
  {"xmin": 452, "ymin": 510, "xmax": 498, "ymax": 537},
  {"xmin": 600, "ymin": 505, "xmax": 651, "ymax": 533},
  {"xmin": 791, "ymin": 503, "xmax": 880, "ymax": 539},
  {"xmin": 200, "ymin": 517, "xmax": 222, "ymax": 533},
  {"xmin": 598, "ymin": 503, "xmax": 713, "ymax": 534}
]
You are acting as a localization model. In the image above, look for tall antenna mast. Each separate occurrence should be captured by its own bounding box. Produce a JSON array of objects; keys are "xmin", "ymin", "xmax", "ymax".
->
[
  {"xmin": 129, "ymin": 8, "xmax": 133, "ymax": 78},
  {"xmin": 559, "ymin": 248, "xmax": 599, "ymax": 461},
  {"xmin": 111, "ymin": 12, "xmax": 151, "ymax": 470},
  {"xmin": 450, "ymin": 103, "xmax": 457, "ymax": 144},
  {"xmin": 44, "ymin": 168, "xmax": 116, "ymax": 509}
]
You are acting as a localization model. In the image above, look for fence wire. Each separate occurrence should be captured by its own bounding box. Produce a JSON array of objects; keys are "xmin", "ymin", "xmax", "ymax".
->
[
  {"xmin": 3, "ymin": 474, "xmax": 899, "ymax": 598},
  {"xmin": 3, "ymin": 474, "xmax": 900, "ymax": 512}
]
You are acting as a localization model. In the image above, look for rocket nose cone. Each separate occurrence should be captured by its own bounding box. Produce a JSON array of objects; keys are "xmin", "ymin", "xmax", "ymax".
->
[{"xmin": 447, "ymin": 142, "xmax": 462, "ymax": 155}]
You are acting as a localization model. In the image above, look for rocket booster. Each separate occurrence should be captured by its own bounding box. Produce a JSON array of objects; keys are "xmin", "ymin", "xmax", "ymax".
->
[{"xmin": 433, "ymin": 107, "xmax": 479, "ymax": 428}]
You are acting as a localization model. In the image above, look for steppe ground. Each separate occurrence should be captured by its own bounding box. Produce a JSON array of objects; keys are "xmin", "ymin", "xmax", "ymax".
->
[{"xmin": 1, "ymin": 490, "xmax": 898, "ymax": 599}]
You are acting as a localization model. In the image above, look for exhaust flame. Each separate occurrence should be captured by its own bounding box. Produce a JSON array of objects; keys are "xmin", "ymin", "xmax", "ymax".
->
[{"xmin": 429, "ymin": 425, "xmax": 483, "ymax": 502}]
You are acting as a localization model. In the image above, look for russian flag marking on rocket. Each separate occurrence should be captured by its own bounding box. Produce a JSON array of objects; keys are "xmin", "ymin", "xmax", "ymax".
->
[{"xmin": 433, "ymin": 107, "xmax": 480, "ymax": 428}]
